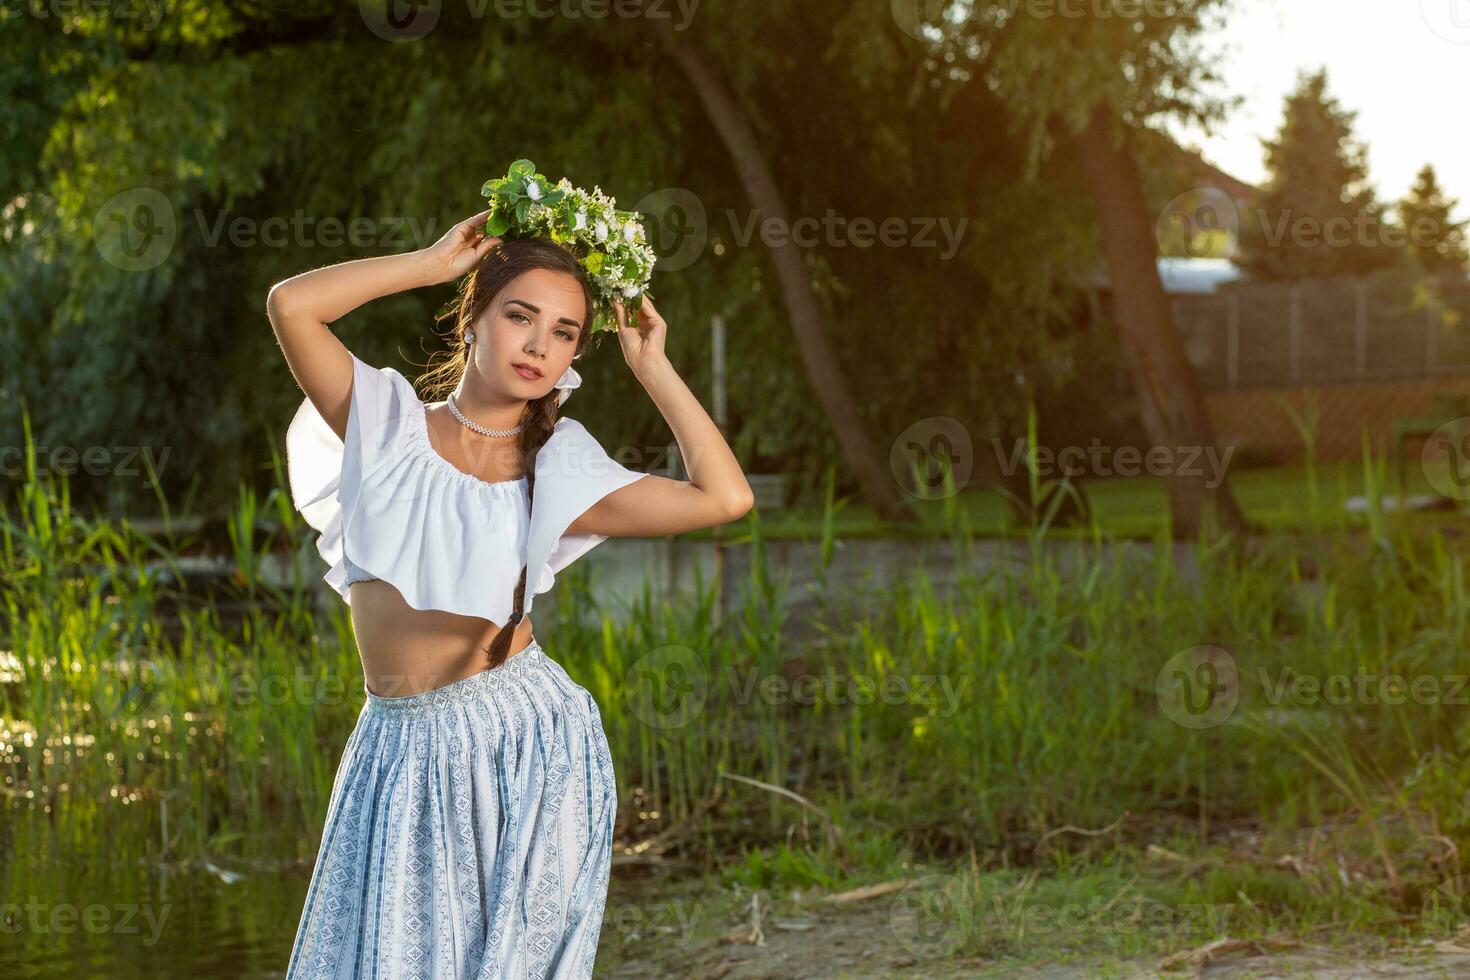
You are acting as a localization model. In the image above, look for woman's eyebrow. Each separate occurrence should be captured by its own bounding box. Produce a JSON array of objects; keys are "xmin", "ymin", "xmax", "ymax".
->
[{"xmin": 504, "ymin": 298, "xmax": 582, "ymax": 329}]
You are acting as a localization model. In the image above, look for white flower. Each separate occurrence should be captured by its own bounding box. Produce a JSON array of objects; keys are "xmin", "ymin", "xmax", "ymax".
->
[
  {"xmin": 525, "ymin": 178, "xmax": 542, "ymax": 201},
  {"xmin": 594, "ymin": 219, "xmax": 608, "ymax": 242},
  {"xmin": 574, "ymin": 209, "xmax": 587, "ymax": 231},
  {"xmin": 623, "ymin": 221, "xmax": 639, "ymax": 242},
  {"xmin": 622, "ymin": 284, "xmax": 641, "ymax": 298}
]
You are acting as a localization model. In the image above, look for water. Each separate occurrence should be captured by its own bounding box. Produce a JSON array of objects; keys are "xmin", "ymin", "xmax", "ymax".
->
[{"xmin": 0, "ymin": 805, "xmax": 309, "ymax": 978}]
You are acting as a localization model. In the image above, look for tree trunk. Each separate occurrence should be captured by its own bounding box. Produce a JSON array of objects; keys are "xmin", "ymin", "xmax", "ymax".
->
[
  {"xmin": 647, "ymin": 26, "xmax": 912, "ymax": 522},
  {"xmin": 1071, "ymin": 105, "xmax": 1248, "ymax": 539}
]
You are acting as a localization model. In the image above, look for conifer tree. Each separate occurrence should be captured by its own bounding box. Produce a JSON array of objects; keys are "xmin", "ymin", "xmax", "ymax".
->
[
  {"xmin": 1399, "ymin": 164, "xmax": 1469, "ymax": 279},
  {"xmin": 1238, "ymin": 69, "xmax": 1395, "ymax": 281}
]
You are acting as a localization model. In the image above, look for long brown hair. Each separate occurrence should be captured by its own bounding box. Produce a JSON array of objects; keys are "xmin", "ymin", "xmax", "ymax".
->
[{"xmin": 420, "ymin": 238, "xmax": 596, "ymax": 669}]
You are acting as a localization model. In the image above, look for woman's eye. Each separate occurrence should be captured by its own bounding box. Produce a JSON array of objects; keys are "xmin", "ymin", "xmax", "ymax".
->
[
  {"xmin": 555, "ymin": 329, "xmax": 574, "ymax": 341},
  {"xmin": 509, "ymin": 312, "xmax": 530, "ymax": 324}
]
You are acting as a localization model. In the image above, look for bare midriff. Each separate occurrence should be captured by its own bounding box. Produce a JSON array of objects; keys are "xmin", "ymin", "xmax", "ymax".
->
[{"xmin": 349, "ymin": 579, "xmax": 537, "ymax": 698}]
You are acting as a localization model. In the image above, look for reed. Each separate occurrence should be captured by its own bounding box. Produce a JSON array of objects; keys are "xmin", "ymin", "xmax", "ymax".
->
[{"xmin": 2, "ymin": 410, "xmax": 1468, "ymax": 918}]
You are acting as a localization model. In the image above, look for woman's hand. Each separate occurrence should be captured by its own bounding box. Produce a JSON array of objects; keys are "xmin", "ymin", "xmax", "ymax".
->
[
  {"xmin": 614, "ymin": 295, "xmax": 669, "ymax": 378},
  {"xmin": 420, "ymin": 209, "xmax": 502, "ymax": 285}
]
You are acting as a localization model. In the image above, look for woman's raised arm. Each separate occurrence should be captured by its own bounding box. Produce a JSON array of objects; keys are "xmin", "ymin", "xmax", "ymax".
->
[
  {"xmin": 569, "ymin": 296, "xmax": 754, "ymax": 537},
  {"xmin": 266, "ymin": 210, "xmax": 500, "ymax": 440}
]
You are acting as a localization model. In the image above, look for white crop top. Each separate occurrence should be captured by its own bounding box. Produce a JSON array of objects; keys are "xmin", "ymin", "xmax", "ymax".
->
[{"xmin": 285, "ymin": 351, "xmax": 649, "ymax": 624}]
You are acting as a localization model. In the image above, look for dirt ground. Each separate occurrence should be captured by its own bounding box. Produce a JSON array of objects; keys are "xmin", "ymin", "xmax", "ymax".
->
[{"xmin": 596, "ymin": 875, "xmax": 1470, "ymax": 979}]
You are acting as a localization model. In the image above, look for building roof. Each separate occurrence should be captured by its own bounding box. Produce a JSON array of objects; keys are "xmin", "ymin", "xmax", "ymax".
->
[
  {"xmin": 1156, "ymin": 257, "xmax": 1243, "ymax": 295},
  {"xmin": 1092, "ymin": 258, "xmax": 1244, "ymax": 295}
]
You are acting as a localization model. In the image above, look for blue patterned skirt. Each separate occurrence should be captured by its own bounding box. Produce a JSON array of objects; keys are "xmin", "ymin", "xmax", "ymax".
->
[{"xmin": 285, "ymin": 642, "xmax": 617, "ymax": 979}]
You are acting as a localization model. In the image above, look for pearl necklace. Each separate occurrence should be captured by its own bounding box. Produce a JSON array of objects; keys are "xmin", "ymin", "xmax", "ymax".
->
[{"xmin": 446, "ymin": 394, "xmax": 523, "ymax": 438}]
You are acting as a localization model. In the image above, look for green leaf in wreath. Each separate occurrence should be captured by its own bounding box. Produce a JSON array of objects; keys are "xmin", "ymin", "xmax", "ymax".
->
[
  {"xmin": 508, "ymin": 159, "xmax": 535, "ymax": 179},
  {"xmin": 486, "ymin": 211, "xmax": 512, "ymax": 236}
]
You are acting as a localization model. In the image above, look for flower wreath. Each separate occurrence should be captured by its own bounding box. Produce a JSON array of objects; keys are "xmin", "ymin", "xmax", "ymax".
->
[{"xmin": 481, "ymin": 159, "xmax": 657, "ymax": 334}]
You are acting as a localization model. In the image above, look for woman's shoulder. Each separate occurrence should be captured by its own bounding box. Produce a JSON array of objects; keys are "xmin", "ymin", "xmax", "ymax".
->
[
  {"xmin": 538, "ymin": 416, "xmax": 633, "ymax": 480},
  {"xmin": 351, "ymin": 353, "xmax": 420, "ymax": 409}
]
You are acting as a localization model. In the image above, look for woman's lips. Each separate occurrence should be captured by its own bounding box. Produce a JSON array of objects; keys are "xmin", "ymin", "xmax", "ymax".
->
[{"xmin": 512, "ymin": 363, "xmax": 543, "ymax": 380}]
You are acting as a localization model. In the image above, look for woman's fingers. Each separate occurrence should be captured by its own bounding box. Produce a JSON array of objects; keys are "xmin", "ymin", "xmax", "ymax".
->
[
  {"xmin": 638, "ymin": 296, "xmax": 665, "ymax": 336},
  {"xmin": 462, "ymin": 209, "xmax": 493, "ymax": 238},
  {"xmin": 614, "ymin": 297, "xmax": 664, "ymax": 345}
]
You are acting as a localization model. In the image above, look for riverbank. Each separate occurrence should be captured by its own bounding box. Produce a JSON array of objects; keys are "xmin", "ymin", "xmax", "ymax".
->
[{"xmin": 6, "ymin": 457, "xmax": 1470, "ymax": 975}]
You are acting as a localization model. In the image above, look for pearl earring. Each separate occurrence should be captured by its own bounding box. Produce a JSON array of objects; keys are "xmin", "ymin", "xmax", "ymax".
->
[{"xmin": 464, "ymin": 330, "xmax": 475, "ymax": 344}]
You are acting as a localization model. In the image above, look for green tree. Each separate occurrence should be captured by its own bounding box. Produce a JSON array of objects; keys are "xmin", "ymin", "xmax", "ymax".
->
[
  {"xmin": 916, "ymin": 0, "xmax": 1249, "ymax": 538},
  {"xmin": 635, "ymin": 9, "xmax": 909, "ymax": 520},
  {"xmin": 1237, "ymin": 68, "xmax": 1395, "ymax": 282},
  {"xmin": 4, "ymin": 0, "xmax": 1104, "ymax": 524},
  {"xmin": 0, "ymin": 2, "xmax": 696, "ymax": 510},
  {"xmin": 625, "ymin": 1, "xmax": 1104, "ymax": 518},
  {"xmin": 1399, "ymin": 164, "xmax": 1468, "ymax": 279}
]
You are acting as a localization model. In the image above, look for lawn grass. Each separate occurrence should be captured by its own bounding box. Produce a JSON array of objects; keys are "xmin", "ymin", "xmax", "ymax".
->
[{"xmin": 719, "ymin": 454, "xmax": 1466, "ymax": 541}]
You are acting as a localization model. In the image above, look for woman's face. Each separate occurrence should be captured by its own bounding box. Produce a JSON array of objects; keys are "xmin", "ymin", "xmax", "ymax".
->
[{"xmin": 470, "ymin": 267, "xmax": 585, "ymax": 403}]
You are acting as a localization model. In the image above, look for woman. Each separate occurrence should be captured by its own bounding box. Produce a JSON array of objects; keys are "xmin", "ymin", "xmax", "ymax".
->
[{"xmin": 267, "ymin": 208, "xmax": 753, "ymax": 978}]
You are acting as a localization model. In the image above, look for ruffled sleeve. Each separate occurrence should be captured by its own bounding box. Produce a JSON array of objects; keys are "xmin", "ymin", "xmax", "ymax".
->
[
  {"xmin": 523, "ymin": 417, "xmax": 650, "ymax": 616},
  {"xmin": 285, "ymin": 351, "xmax": 416, "ymax": 602}
]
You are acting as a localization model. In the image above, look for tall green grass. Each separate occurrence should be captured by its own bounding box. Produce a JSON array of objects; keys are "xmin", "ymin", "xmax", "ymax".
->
[{"xmin": 2, "ymin": 411, "xmax": 1469, "ymax": 915}]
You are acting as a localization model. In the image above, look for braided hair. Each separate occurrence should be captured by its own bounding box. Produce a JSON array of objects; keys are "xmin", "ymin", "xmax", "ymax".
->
[{"xmin": 421, "ymin": 237, "xmax": 596, "ymax": 670}]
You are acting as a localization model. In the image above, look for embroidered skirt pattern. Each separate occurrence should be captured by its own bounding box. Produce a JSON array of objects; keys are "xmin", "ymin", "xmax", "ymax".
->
[{"xmin": 285, "ymin": 643, "xmax": 617, "ymax": 979}]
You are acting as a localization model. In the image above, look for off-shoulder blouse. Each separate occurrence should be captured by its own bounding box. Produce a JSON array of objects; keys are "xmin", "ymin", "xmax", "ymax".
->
[{"xmin": 285, "ymin": 351, "xmax": 648, "ymax": 625}]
